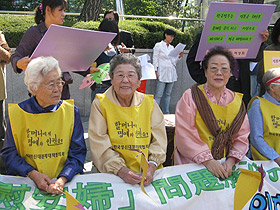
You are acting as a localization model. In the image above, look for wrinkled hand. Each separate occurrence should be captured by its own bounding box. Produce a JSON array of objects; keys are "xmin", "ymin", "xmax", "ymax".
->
[
  {"xmin": 179, "ymin": 52, "xmax": 184, "ymax": 58},
  {"xmin": 144, "ymin": 163, "xmax": 157, "ymax": 186},
  {"xmin": 17, "ymin": 57, "xmax": 31, "ymax": 71},
  {"xmin": 202, "ymin": 159, "xmax": 228, "ymax": 179},
  {"xmin": 118, "ymin": 42, "xmax": 130, "ymax": 53},
  {"xmin": 46, "ymin": 177, "xmax": 67, "ymax": 195},
  {"xmin": 117, "ymin": 166, "xmax": 142, "ymax": 185},
  {"xmin": 261, "ymin": 30, "xmax": 269, "ymax": 43},
  {"xmin": 222, "ymin": 157, "xmax": 236, "ymax": 177},
  {"xmin": 28, "ymin": 170, "xmax": 52, "ymax": 192}
]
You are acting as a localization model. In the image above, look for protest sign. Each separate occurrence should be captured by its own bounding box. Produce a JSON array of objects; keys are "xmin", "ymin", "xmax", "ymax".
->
[
  {"xmin": 1, "ymin": 157, "xmax": 279, "ymax": 209},
  {"xmin": 195, "ymin": 2, "xmax": 275, "ymax": 61},
  {"xmin": 31, "ymin": 24, "xmax": 116, "ymax": 72}
]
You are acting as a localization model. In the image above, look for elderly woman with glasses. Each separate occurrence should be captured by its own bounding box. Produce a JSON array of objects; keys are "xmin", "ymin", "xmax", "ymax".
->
[
  {"xmin": 248, "ymin": 67, "xmax": 280, "ymax": 166},
  {"xmin": 1, "ymin": 56, "xmax": 86, "ymax": 194},
  {"xmin": 88, "ymin": 53, "xmax": 167, "ymax": 186},
  {"xmin": 174, "ymin": 47, "xmax": 249, "ymax": 179}
]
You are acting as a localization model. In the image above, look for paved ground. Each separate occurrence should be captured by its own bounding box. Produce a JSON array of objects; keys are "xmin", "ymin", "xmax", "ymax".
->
[{"xmin": 81, "ymin": 116, "xmax": 98, "ymax": 173}]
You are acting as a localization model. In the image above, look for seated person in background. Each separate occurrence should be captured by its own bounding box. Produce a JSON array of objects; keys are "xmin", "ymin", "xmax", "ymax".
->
[
  {"xmin": 248, "ymin": 67, "xmax": 280, "ymax": 165},
  {"xmin": 174, "ymin": 47, "xmax": 249, "ymax": 179},
  {"xmin": 1, "ymin": 56, "xmax": 86, "ymax": 194},
  {"xmin": 88, "ymin": 53, "xmax": 167, "ymax": 185}
]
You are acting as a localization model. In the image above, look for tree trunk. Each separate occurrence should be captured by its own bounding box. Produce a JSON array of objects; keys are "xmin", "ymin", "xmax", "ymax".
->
[{"xmin": 79, "ymin": 0, "xmax": 102, "ymax": 21}]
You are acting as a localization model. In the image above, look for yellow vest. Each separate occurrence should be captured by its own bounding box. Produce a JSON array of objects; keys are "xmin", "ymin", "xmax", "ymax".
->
[
  {"xmin": 249, "ymin": 97, "xmax": 280, "ymax": 160},
  {"xmin": 195, "ymin": 85, "xmax": 243, "ymax": 156},
  {"xmin": 97, "ymin": 93, "xmax": 153, "ymax": 173},
  {"xmin": 8, "ymin": 100, "xmax": 74, "ymax": 179}
]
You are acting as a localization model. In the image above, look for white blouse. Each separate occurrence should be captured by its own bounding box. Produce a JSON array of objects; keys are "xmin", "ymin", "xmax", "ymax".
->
[{"xmin": 152, "ymin": 40, "xmax": 180, "ymax": 83}]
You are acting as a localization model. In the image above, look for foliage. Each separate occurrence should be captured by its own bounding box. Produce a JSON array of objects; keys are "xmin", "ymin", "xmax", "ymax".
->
[
  {"xmin": 0, "ymin": 14, "xmax": 35, "ymax": 47},
  {"xmin": 0, "ymin": 14, "xmax": 200, "ymax": 49},
  {"xmin": 68, "ymin": 19, "xmax": 196, "ymax": 49},
  {"xmin": 0, "ymin": 0, "xmax": 14, "ymax": 10},
  {"xmin": 0, "ymin": 0, "xmax": 86, "ymax": 13},
  {"xmin": 122, "ymin": 0, "xmax": 200, "ymax": 18},
  {"xmin": 12, "ymin": 0, "xmax": 41, "ymax": 11},
  {"xmin": 72, "ymin": 21, "xmax": 100, "ymax": 30},
  {"xmin": 0, "ymin": 14, "xmax": 77, "ymax": 47},
  {"xmin": 68, "ymin": 0, "xmax": 85, "ymax": 13}
]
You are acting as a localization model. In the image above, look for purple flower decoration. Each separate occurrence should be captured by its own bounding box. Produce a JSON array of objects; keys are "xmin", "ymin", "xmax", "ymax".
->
[
  {"xmin": 75, "ymin": 203, "xmax": 85, "ymax": 210},
  {"xmin": 258, "ymin": 164, "xmax": 266, "ymax": 192}
]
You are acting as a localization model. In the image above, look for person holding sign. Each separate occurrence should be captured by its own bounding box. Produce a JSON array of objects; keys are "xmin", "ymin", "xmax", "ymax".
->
[
  {"xmin": 174, "ymin": 47, "xmax": 249, "ymax": 179},
  {"xmin": 77, "ymin": 19, "xmax": 120, "ymax": 101},
  {"xmin": 153, "ymin": 29, "xmax": 183, "ymax": 114},
  {"xmin": 88, "ymin": 53, "xmax": 167, "ymax": 185},
  {"xmin": 248, "ymin": 68, "xmax": 280, "ymax": 165},
  {"xmin": 11, "ymin": 0, "xmax": 72, "ymax": 100},
  {"xmin": 1, "ymin": 56, "xmax": 86, "ymax": 194},
  {"xmin": 258, "ymin": 17, "xmax": 280, "ymax": 96}
]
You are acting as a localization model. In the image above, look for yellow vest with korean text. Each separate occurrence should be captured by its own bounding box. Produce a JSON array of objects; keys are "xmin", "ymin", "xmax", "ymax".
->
[
  {"xmin": 249, "ymin": 97, "xmax": 280, "ymax": 160},
  {"xmin": 8, "ymin": 100, "xmax": 74, "ymax": 179},
  {"xmin": 195, "ymin": 85, "xmax": 243, "ymax": 155},
  {"xmin": 97, "ymin": 93, "xmax": 153, "ymax": 173}
]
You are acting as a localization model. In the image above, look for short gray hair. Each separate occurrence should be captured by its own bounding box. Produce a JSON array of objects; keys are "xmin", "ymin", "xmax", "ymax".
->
[
  {"xmin": 24, "ymin": 56, "xmax": 62, "ymax": 93},
  {"xmin": 109, "ymin": 53, "xmax": 142, "ymax": 80},
  {"xmin": 263, "ymin": 67, "xmax": 280, "ymax": 92}
]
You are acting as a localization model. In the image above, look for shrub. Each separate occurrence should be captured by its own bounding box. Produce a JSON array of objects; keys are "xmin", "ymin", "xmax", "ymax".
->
[
  {"xmin": 0, "ymin": 14, "xmax": 35, "ymax": 47},
  {"xmin": 0, "ymin": 14, "xmax": 198, "ymax": 49}
]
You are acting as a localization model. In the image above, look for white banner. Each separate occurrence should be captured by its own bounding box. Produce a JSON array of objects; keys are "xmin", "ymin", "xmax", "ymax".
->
[{"xmin": 0, "ymin": 157, "xmax": 279, "ymax": 210}]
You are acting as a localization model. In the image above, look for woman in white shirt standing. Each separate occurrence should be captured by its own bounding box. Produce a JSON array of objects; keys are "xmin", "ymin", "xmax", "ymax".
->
[{"xmin": 153, "ymin": 29, "xmax": 183, "ymax": 114}]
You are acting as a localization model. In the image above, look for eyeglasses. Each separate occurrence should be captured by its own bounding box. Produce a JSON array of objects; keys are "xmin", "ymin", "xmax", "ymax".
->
[
  {"xmin": 41, "ymin": 79, "xmax": 65, "ymax": 90},
  {"xmin": 114, "ymin": 73, "xmax": 138, "ymax": 81},
  {"xmin": 208, "ymin": 67, "xmax": 231, "ymax": 74}
]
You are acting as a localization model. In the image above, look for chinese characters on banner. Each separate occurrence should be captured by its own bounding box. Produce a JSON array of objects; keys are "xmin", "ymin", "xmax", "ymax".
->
[{"xmin": 1, "ymin": 157, "xmax": 280, "ymax": 209}]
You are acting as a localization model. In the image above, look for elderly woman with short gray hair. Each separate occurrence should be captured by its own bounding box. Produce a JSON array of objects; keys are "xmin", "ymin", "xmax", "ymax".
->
[
  {"xmin": 1, "ymin": 56, "xmax": 86, "ymax": 194},
  {"xmin": 248, "ymin": 67, "xmax": 280, "ymax": 165},
  {"xmin": 89, "ymin": 53, "xmax": 167, "ymax": 186}
]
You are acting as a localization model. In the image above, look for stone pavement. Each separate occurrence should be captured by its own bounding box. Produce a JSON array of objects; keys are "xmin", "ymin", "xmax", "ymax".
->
[{"xmin": 81, "ymin": 116, "xmax": 98, "ymax": 174}]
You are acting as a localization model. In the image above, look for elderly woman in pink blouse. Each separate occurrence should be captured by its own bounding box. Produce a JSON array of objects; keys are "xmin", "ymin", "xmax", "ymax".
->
[{"xmin": 174, "ymin": 47, "xmax": 249, "ymax": 179}]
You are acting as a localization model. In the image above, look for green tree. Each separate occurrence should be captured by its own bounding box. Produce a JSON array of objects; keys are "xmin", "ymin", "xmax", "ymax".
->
[
  {"xmin": 11, "ymin": 0, "xmax": 41, "ymax": 11},
  {"xmin": 0, "ymin": 0, "xmax": 13, "ymax": 10},
  {"xmin": 68, "ymin": 0, "xmax": 85, "ymax": 13}
]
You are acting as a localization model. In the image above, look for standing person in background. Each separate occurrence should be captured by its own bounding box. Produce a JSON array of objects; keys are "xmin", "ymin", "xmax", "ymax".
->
[
  {"xmin": 103, "ymin": 10, "xmax": 134, "ymax": 50},
  {"xmin": 0, "ymin": 31, "xmax": 11, "ymax": 173},
  {"xmin": 257, "ymin": 17, "xmax": 280, "ymax": 96},
  {"xmin": 11, "ymin": 0, "xmax": 72, "ymax": 100},
  {"xmin": 153, "ymin": 29, "xmax": 183, "ymax": 114},
  {"xmin": 78, "ymin": 19, "xmax": 120, "ymax": 101}
]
